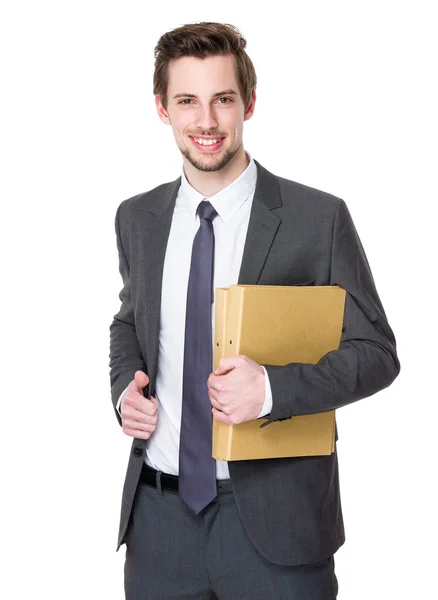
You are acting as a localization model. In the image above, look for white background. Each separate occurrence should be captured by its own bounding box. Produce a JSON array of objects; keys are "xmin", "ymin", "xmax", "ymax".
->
[{"xmin": 1, "ymin": 1, "xmax": 436, "ymax": 598}]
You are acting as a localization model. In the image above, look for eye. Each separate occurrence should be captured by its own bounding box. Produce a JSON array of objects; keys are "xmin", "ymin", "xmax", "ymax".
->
[
  {"xmin": 178, "ymin": 98, "xmax": 193, "ymax": 105},
  {"xmin": 217, "ymin": 97, "xmax": 233, "ymax": 104}
]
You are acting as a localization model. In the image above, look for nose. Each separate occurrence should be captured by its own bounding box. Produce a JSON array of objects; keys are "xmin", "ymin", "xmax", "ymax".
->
[{"xmin": 194, "ymin": 104, "xmax": 218, "ymax": 131}]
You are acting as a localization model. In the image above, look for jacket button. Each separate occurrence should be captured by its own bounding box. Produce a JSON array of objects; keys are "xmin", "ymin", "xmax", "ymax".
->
[{"xmin": 133, "ymin": 445, "xmax": 143, "ymax": 457}]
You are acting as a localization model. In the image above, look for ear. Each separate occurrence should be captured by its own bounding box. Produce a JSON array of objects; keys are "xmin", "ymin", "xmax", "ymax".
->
[
  {"xmin": 243, "ymin": 91, "xmax": 256, "ymax": 122},
  {"xmin": 155, "ymin": 95, "xmax": 171, "ymax": 125}
]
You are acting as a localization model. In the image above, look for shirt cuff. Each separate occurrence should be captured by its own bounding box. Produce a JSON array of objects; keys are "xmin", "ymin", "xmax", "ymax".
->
[
  {"xmin": 257, "ymin": 366, "xmax": 273, "ymax": 418},
  {"xmin": 116, "ymin": 385, "xmax": 129, "ymax": 416}
]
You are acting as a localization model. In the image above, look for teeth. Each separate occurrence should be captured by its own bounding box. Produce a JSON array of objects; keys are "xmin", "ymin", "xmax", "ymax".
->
[{"xmin": 194, "ymin": 138, "xmax": 221, "ymax": 145}]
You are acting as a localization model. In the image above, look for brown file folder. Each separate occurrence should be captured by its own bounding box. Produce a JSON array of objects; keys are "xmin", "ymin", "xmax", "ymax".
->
[{"xmin": 212, "ymin": 285, "xmax": 346, "ymax": 461}]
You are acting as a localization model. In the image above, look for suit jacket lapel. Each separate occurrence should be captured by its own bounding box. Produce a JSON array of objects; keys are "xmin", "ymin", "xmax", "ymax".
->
[
  {"xmin": 139, "ymin": 176, "xmax": 181, "ymax": 394},
  {"xmin": 238, "ymin": 160, "xmax": 282, "ymax": 284}
]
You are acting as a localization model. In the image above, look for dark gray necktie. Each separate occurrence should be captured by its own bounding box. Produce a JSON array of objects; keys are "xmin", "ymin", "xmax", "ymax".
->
[{"xmin": 179, "ymin": 200, "xmax": 218, "ymax": 514}]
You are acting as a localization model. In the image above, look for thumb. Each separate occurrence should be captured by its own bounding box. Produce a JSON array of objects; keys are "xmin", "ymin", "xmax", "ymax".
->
[
  {"xmin": 214, "ymin": 357, "xmax": 237, "ymax": 375},
  {"xmin": 134, "ymin": 370, "xmax": 149, "ymax": 393}
]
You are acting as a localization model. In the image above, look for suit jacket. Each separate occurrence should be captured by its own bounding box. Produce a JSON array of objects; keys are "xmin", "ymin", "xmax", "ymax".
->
[{"xmin": 109, "ymin": 159, "xmax": 400, "ymax": 566}]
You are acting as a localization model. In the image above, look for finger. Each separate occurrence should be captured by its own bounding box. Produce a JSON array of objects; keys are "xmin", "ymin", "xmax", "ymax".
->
[
  {"xmin": 134, "ymin": 370, "xmax": 149, "ymax": 390},
  {"xmin": 213, "ymin": 366, "xmax": 229, "ymax": 375},
  {"xmin": 212, "ymin": 407, "xmax": 231, "ymax": 424},
  {"xmin": 138, "ymin": 397, "xmax": 158, "ymax": 417},
  {"xmin": 122, "ymin": 427, "xmax": 153, "ymax": 440},
  {"xmin": 125, "ymin": 394, "xmax": 158, "ymax": 416},
  {"xmin": 122, "ymin": 418, "xmax": 156, "ymax": 432},
  {"xmin": 121, "ymin": 405, "xmax": 158, "ymax": 425},
  {"xmin": 215, "ymin": 356, "xmax": 240, "ymax": 374},
  {"xmin": 127, "ymin": 372, "xmax": 149, "ymax": 397},
  {"xmin": 209, "ymin": 394, "xmax": 225, "ymax": 412},
  {"xmin": 208, "ymin": 376, "xmax": 226, "ymax": 392}
]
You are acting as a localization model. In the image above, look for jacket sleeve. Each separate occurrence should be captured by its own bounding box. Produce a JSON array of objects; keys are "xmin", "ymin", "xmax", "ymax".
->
[
  {"xmin": 109, "ymin": 201, "xmax": 147, "ymax": 425},
  {"xmin": 261, "ymin": 198, "xmax": 400, "ymax": 426}
]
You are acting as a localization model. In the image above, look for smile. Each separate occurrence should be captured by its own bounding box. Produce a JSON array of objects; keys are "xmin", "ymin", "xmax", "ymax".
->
[{"xmin": 189, "ymin": 136, "xmax": 226, "ymax": 151}]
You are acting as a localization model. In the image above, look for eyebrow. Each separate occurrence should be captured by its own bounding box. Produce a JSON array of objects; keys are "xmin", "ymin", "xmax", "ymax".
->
[{"xmin": 172, "ymin": 89, "xmax": 239, "ymax": 99}]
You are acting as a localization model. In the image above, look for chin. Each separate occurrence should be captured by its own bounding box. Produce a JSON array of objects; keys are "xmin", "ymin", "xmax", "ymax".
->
[{"xmin": 180, "ymin": 145, "xmax": 241, "ymax": 173}]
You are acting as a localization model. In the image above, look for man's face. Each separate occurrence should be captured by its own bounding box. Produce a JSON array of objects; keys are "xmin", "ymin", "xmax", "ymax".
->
[{"xmin": 156, "ymin": 54, "xmax": 255, "ymax": 172}]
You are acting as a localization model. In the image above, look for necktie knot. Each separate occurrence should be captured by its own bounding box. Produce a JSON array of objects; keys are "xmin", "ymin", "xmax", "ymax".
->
[{"xmin": 198, "ymin": 200, "xmax": 217, "ymax": 222}]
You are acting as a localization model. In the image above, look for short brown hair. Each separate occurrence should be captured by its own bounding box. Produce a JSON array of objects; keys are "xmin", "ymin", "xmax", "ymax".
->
[{"xmin": 153, "ymin": 22, "xmax": 257, "ymax": 111}]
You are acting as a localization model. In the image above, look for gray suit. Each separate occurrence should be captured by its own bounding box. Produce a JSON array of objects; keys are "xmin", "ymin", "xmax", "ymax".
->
[{"xmin": 109, "ymin": 159, "xmax": 400, "ymax": 566}]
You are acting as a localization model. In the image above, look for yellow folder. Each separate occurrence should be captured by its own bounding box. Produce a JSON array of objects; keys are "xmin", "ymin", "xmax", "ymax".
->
[{"xmin": 212, "ymin": 285, "xmax": 346, "ymax": 461}]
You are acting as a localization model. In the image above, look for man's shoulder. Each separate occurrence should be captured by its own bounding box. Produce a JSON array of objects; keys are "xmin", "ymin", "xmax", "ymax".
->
[
  {"xmin": 275, "ymin": 172, "xmax": 343, "ymax": 209},
  {"xmin": 254, "ymin": 160, "xmax": 345, "ymax": 217},
  {"xmin": 117, "ymin": 177, "xmax": 180, "ymax": 216}
]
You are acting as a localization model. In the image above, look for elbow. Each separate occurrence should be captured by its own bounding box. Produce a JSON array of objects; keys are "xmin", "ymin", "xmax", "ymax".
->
[
  {"xmin": 374, "ymin": 342, "xmax": 401, "ymax": 393},
  {"xmin": 390, "ymin": 350, "xmax": 401, "ymax": 384}
]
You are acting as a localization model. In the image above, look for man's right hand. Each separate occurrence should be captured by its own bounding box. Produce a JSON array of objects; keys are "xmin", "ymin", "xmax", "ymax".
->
[{"xmin": 120, "ymin": 371, "xmax": 158, "ymax": 439}]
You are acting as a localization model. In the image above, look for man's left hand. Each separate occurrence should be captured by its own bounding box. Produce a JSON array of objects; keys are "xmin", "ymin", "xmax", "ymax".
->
[{"xmin": 207, "ymin": 355, "xmax": 265, "ymax": 424}]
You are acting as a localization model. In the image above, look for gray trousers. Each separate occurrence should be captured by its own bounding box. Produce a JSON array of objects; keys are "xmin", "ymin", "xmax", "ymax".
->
[{"xmin": 124, "ymin": 472, "xmax": 338, "ymax": 599}]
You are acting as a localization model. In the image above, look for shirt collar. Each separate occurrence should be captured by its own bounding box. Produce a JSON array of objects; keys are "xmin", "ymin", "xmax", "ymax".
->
[{"xmin": 179, "ymin": 153, "xmax": 257, "ymax": 223}]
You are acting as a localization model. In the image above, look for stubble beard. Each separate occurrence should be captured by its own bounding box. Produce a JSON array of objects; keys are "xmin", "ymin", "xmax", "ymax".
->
[{"xmin": 180, "ymin": 140, "xmax": 242, "ymax": 173}]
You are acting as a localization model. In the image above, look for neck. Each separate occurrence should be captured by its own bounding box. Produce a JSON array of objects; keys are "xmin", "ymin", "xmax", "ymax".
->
[{"xmin": 182, "ymin": 146, "xmax": 249, "ymax": 197}]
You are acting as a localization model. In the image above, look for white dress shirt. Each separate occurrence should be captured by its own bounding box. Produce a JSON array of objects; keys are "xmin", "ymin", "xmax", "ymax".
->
[{"xmin": 117, "ymin": 153, "xmax": 273, "ymax": 479}]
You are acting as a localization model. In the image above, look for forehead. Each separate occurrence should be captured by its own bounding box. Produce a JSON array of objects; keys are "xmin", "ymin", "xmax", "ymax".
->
[{"xmin": 167, "ymin": 54, "xmax": 239, "ymax": 95}]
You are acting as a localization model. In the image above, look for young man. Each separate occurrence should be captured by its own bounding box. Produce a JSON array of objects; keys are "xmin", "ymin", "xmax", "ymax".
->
[{"xmin": 109, "ymin": 22, "xmax": 400, "ymax": 599}]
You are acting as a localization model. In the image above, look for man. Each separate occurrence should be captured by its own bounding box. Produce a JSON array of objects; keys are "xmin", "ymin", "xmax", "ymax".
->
[{"xmin": 109, "ymin": 21, "xmax": 400, "ymax": 599}]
